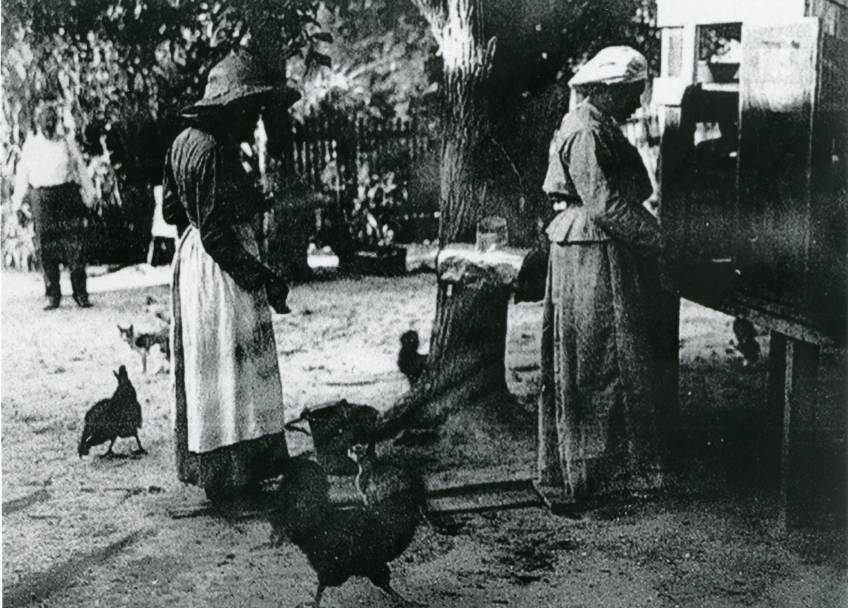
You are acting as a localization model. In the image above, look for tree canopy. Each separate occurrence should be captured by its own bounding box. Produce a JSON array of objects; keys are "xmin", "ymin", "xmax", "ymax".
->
[
  {"xmin": 1, "ymin": 0, "xmax": 329, "ymax": 181},
  {"xmin": 288, "ymin": 0, "xmax": 438, "ymax": 120}
]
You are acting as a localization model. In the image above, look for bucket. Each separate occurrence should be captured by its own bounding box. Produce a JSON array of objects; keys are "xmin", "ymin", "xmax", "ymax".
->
[{"xmin": 285, "ymin": 399, "xmax": 379, "ymax": 475}]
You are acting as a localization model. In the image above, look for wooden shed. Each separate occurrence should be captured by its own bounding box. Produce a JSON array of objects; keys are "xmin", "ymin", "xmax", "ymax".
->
[{"xmin": 654, "ymin": 0, "xmax": 847, "ymax": 527}]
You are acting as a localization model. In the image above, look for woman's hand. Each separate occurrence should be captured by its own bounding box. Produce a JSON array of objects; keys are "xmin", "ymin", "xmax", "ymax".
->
[{"xmin": 266, "ymin": 279, "xmax": 291, "ymax": 315}]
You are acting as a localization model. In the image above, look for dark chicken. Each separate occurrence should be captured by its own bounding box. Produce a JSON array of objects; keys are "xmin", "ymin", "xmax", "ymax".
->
[
  {"xmin": 347, "ymin": 443, "xmax": 463, "ymax": 535},
  {"xmin": 397, "ymin": 330, "xmax": 426, "ymax": 385},
  {"xmin": 78, "ymin": 365, "xmax": 146, "ymax": 458},
  {"xmin": 347, "ymin": 442, "xmax": 425, "ymax": 506},
  {"xmin": 269, "ymin": 457, "xmax": 423, "ymax": 607},
  {"xmin": 732, "ymin": 318, "xmax": 760, "ymax": 365}
]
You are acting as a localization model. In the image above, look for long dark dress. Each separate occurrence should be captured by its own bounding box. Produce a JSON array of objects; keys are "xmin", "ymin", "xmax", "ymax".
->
[
  {"xmin": 538, "ymin": 101, "xmax": 678, "ymax": 499},
  {"xmin": 163, "ymin": 125, "xmax": 288, "ymax": 493}
]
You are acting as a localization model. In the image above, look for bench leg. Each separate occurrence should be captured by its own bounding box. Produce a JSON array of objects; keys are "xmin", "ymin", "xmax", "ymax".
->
[
  {"xmin": 766, "ymin": 332, "xmax": 787, "ymax": 491},
  {"xmin": 780, "ymin": 336, "xmax": 820, "ymax": 530}
]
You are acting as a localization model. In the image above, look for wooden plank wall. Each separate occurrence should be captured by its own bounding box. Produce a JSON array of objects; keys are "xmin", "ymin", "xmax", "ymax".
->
[
  {"xmin": 737, "ymin": 20, "xmax": 820, "ymax": 308},
  {"xmin": 807, "ymin": 0, "xmax": 848, "ymax": 37}
]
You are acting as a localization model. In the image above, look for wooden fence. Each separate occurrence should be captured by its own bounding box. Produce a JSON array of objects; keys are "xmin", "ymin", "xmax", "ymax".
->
[
  {"xmin": 288, "ymin": 109, "xmax": 440, "ymax": 197},
  {"xmin": 290, "ymin": 107, "xmax": 661, "ymax": 197},
  {"xmin": 0, "ymin": 107, "xmax": 664, "ymax": 268}
]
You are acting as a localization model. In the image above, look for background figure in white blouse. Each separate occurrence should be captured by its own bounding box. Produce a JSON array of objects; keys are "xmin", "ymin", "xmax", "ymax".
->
[{"xmin": 12, "ymin": 104, "xmax": 97, "ymax": 309}]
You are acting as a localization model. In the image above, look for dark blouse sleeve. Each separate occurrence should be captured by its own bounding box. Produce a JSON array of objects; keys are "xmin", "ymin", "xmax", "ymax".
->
[
  {"xmin": 194, "ymin": 148, "xmax": 277, "ymax": 292},
  {"xmin": 162, "ymin": 149, "xmax": 188, "ymax": 235}
]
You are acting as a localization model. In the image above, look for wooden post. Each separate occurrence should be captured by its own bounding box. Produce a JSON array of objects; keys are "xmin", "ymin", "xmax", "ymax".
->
[
  {"xmin": 780, "ymin": 336, "xmax": 821, "ymax": 530},
  {"xmin": 766, "ymin": 331, "xmax": 788, "ymax": 490}
]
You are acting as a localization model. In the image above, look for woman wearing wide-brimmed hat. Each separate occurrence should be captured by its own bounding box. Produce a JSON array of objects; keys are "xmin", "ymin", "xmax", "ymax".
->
[
  {"xmin": 538, "ymin": 46, "xmax": 678, "ymax": 503},
  {"xmin": 163, "ymin": 50, "xmax": 300, "ymax": 502}
]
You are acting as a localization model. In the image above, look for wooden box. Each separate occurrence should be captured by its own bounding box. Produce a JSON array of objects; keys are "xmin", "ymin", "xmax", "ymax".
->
[{"xmin": 656, "ymin": 0, "xmax": 848, "ymax": 340}]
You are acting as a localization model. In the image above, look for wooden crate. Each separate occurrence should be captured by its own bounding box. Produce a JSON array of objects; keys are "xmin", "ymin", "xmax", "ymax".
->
[{"xmin": 655, "ymin": 0, "xmax": 848, "ymax": 341}]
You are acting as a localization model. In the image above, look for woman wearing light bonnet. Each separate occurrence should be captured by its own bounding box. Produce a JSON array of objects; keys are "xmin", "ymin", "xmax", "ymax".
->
[{"xmin": 538, "ymin": 46, "xmax": 678, "ymax": 503}]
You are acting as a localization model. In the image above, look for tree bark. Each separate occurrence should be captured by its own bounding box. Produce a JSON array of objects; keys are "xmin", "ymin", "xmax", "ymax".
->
[{"xmin": 377, "ymin": 0, "xmax": 526, "ymax": 437}]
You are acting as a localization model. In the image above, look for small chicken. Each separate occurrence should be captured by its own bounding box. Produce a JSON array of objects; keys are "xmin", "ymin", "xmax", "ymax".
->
[
  {"xmin": 398, "ymin": 330, "xmax": 426, "ymax": 385},
  {"xmin": 732, "ymin": 318, "xmax": 760, "ymax": 366},
  {"xmin": 269, "ymin": 457, "xmax": 423, "ymax": 607},
  {"xmin": 78, "ymin": 365, "xmax": 146, "ymax": 458}
]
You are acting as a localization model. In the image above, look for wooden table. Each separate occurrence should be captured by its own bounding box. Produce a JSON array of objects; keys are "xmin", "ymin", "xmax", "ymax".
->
[{"xmin": 677, "ymin": 262, "xmax": 841, "ymax": 530}]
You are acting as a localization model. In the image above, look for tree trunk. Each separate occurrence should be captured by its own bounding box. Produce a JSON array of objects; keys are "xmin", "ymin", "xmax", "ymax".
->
[{"xmin": 378, "ymin": 0, "xmax": 525, "ymax": 437}]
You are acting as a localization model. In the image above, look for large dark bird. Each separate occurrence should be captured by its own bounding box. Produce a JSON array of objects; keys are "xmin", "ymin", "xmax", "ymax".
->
[
  {"xmin": 78, "ymin": 366, "xmax": 146, "ymax": 458},
  {"xmin": 397, "ymin": 330, "xmax": 426, "ymax": 385},
  {"xmin": 348, "ymin": 443, "xmax": 463, "ymax": 535},
  {"xmin": 347, "ymin": 442, "xmax": 425, "ymax": 506},
  {"xmin": 269, "ymin": 457, "xmax": 423, "ymax": 607}
]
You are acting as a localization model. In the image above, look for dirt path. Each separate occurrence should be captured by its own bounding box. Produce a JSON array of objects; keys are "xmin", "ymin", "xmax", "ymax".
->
[{"xmin": 2, "ymin": 270, "xmax": 845, "ymax": 607}]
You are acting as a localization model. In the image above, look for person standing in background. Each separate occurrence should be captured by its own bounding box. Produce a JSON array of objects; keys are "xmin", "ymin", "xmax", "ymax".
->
[{"xmin": 12, "ymin": 103, "xmax": 97, "ymax": 309}]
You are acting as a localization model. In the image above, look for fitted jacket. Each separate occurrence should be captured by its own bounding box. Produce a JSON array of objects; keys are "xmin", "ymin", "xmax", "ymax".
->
[
  {"xmin": 163, "ymin": 126, "xmax": 276, "ymax": 291},
  {"xmin": 542, "ymin": 101, "xmax": 662, "ymax": 256}
]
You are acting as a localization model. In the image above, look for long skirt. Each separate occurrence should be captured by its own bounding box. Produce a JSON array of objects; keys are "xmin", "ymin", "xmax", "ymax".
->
[
  {"xmin": 537, "ymin": 240, "xmax": 678, "ymax": 499},
  {"xmin": 171, "ymin": 224, "xmax": 288, "ymax": 491}
]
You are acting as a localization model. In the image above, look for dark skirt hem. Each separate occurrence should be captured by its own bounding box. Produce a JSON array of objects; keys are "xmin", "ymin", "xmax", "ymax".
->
[{"xmin": 176, "ymin": 431, "xmax": 289, "ymax": 490}]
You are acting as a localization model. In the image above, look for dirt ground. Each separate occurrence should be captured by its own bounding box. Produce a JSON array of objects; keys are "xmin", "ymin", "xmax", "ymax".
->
[{"xmin": 2, "ymin": 265, "xmax": 846, "ymax": 608}]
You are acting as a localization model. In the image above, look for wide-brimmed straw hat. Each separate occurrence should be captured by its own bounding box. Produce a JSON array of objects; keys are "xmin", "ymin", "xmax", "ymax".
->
[{"xmin": 182, "ymin": 50, "xmax": 301, "ymax": 115}]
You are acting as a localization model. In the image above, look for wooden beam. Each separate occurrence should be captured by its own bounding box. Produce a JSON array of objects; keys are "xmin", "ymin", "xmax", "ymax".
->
[
  {"xmin": 678, "ymin": 273, "xmax": 836, "ymax": 346},
  {"xmin": 532, "ymin": 482, "xmax": 582, "ymax": 517},
  {"xmin": 716, "ymin": 295, "xmax": 834, "ymax": 346},
  {"xmin": 425, "ymin": 463, "xmax": 535, "ymax": 494},
  {"xmin": 2, "ymin": 489, "xmax": 51, "ymax": 515},
  {"xmin": 169, "ymin": 464, "xmax": 539, "ymax": 519},
  {"xmin": 427, "ymin": 485, "xmax": 541, "ymax": 514},
  {"xmin": 766, "ymin": 332, "xmax": 788, "ymax": 491},
  {"xmin": 657, "ymin": 0, "xmax": 806, "ymax": 27},
  {"xmin": 679, "ymin": 24, "xmax": 698, "ymax": 85},
  {"xmin": 780, "ymin": 337, "xmax": 821, "ymax": 530}
]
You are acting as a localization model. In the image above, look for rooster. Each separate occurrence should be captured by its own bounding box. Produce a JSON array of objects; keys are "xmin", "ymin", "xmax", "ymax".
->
[
  {"xmin": 397, "ymin": 330, "xmax": 426, "ymax": 385},
  {"xmin": 269, "ymin": 457, "xmax": 423, "ymax": 607},
  {"xmin": 347, "ymin": 442, "xmax": 425, "ymax": 506},
  {"xmin": 78, "ymin": 366, "xmax": 146, "ymax": 458},
  {"xmin": 348, "ymin": 443, "xmax": 463, "ymax": 535}
]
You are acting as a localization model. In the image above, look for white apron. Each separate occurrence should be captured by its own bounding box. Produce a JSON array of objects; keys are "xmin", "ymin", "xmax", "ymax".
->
[{"xmin": 171, "ymin": 223, "xmax": 285, "ymax": 453}]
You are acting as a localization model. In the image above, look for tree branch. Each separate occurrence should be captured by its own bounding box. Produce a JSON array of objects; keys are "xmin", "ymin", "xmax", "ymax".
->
[{"xmin": 411, "ymin": 0, "xmax": 447, "ymax": 43}]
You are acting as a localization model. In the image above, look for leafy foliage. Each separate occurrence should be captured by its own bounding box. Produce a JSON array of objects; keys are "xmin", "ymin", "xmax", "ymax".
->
[
  {"xmin": 1, "ymin": 0, "xmax": 327, "ymax": 171},
  {"xmin": 1, "ymin": 0, "xmax": 327, "ymax": 266},
  {"xmin": 406, "ymin": 0, "xmax": 659, "ymax": 245},
  {"xmin": 290, "ymin": 0, "xmax": 438, "ymax": 121}
]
